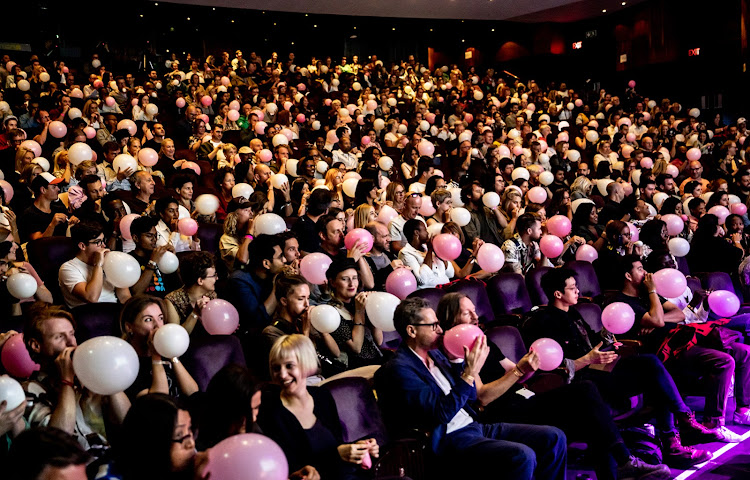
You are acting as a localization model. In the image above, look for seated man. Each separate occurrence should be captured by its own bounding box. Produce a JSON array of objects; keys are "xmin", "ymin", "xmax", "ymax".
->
[
  {"xmin": 523, "ymin": 268, "xmax": 714, "ymax": 468},
  {"xmin": 59, "ymin": 221, "xmax": 131, "ymax": 308},
  {"xmin": 128, "ymin": 215, "xmax": 176, "ymax": 297},
  {"xmin": 19, "ymin": 172, "xmax": 71, "ymax": 243},
  {"xmin": 364, "ymin": 221, "xmax": 402, "ymax": 291},
  {"xmin": 501, "ymin": 213, "xmax": 551, "ymax": 276},
  {"xmin": 22, "ymin": 303, "xmax": 130, "ymax": 457},
  {"xmin": 388, "ymin": 193, "xmax": 424, "ymax": 253},
  {"xmin": 9, "ymin": 427, "xmax": 91, "ymax": 480},
  {"xmin": 375, "ymin": 297, "xmax": 567, "ymax": 479},
  {"xmin": 125, "ymin": 170, "xmax": 155, "ymax": 215},
  {"xmin": 316, "ymin": 213, "xmax": 374, "ymax": 289}
]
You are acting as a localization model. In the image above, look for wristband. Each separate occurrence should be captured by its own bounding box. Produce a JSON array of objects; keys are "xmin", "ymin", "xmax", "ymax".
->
[
  {"xmin": 61, "ymin": 379, "xmax": 75, "ymax": 388},
  {"xmin": 461, "ymin": 372, "xmax": 475, "ymax": 384},
  {"xmin": 171, "ymin": 357, "xmax": 180, "ymax": 364},
  {"xmin": 648, "ymin": 290, "xmax": 656, "ymax": 294},
  {"xmin": 512, "ymin": 368, "xmax": 524, "ymax": 378},
  {"xmin": 245, "ymin": 234, "xmax": 254, "ymax": 240},
  {"xmin": 152, "ymin": 360, "xmax": 168, "ymax": 366}
]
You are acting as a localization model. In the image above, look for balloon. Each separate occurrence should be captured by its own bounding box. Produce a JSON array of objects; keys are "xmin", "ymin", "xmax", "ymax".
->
[
  {"xmin": 117, "ymin": 119, "xmax": 137, "ymax": 136},
  {"xmin": 232, "ymin": 183, "xmax": 254, "ymax": 200},
  {"xmin": 529, "ymin": 338, "xmax": 563, "ymax": 371},
  {"xmin": 652, "ymin": 268, "xmax": 687, "ymax": 298},
  {"xmin": 299, "ymin": 253, "xmax": 332, "ymax": 285},
  {"xmin": 668, "ymin": 237, "xmax": 690, "ymax": 257},
  {"xmin": 40, "ymin": 72, "xmax": 50, "ymax": 82},
  {"xmin": 48, "ymin": 121, "xmax": 67, "ymax": 138},
  {"xmin": 628, "ymin": 80, "xmax": 636, "ymax": 88},
  {"xmin": 157, "ymin": 251, "xmax": 179, "ymax": 274},
  {"xmin": 640, "ymin": 157, "xmax": 653, "ymax": 169},
  {"xmin": 177, "ymin": 218, "xmax": 198, "ymax": 236},
  {"xmin": 6, "ymin": 273, "xmax": 37, "ymax": 299},
  {"xmin": 686, "ymin": 148, "xmax": 701, "ymax": 161},
  {"xmin": 419, "ymin": 120, "xmax": 430, "ymax": 132},
  {"xmin": 270, "ymin": 174, "xmax": 289, "ymax": 190},
  {"xmin": 417, "ymin": 141, "xmax": 435, "ymax": 156},
  {"xmin": 118, "ymin": 213, "xmax": 140, "ymax": 240},
  {"xmin": 539, "ymin": 171, "xmax": 554, "ymax": 186},
  {"xmin": 72, "ymin": 336, "xmax": 139, "ymax": 395},
  {"xmin": 252, "ymin": 121, "xmax": 268, "ymax": 135},
  {"xmin": 602, "ymin": 302, "xmax": 635, "ymax": 334},
  {"xmin": 68, "ymin": 143, "xmax": 93, "ymax": 166},
  {"xmin": 378, "ymin": 156, "xmax": 393, "ymax": 171},
  {"xmin": 309, "ymin": 305, "xmax": 341, "ymax": 334},
  {"xmin": 708, "ymin": 205, "xmax": 730, "ymax": 224},
  {"xmin": 136, "ymin": 148, "xmax": 157, "ymax": 167},
  {"xmin": 1, "ymin": 334, "xmax": 39, "ymax": 378},
  {"xmin": 20, "ymin": 140, "xmax": 42, "ymax": 158},
  {"xmin": 546, "ymin": 215, "xmax": 572, "ymax": 238},
  {"xmin": 708, "ymin": 290, "xmax": 740, "ymax": 317},
  {"xmin": 226, "ymin": 109, "xmax": 240, "ymax": 122},
  {"xmin": 661, "ymin": 214, "xmax": 684, "ymax": 236},
  {"xmin": 340, "ymin": 178, "xmax": 357, "ymax": 198},
  {"xmin": 432, "ymin": 233, "xmax": 462, "ymax": 261},
  {"xmin": 476, "ymin": 243, "xmax": 505, "ymax": 273},
  {"xmin": 450, "ymin": 207, "xmax": 471, "ymax": 227},
  {"xmin": 32, "ymin": 157, "xmax": 50, "ymax": 172},
  {"xmin": 385, "ymin": 268, "xmax": 418, "ymax": 300},
  {"xmin": 575, "ymin": 244, "xmax": 599, "ymax": 263},
  {"xmin": 201, "ymin": 95, "xmax": 212, "ymax": 107},
  {"xmin": 527, "ymin": 187, "xmax": 547, "ymax": 204},
  {"xmin": 0, "ymin": 375, "xmax": 25, "ymax": 409},
  {"xmin": 443, "ymin": 324, "xmax": 484, "ymax": 359},
  {"xmin": 731, "ymin": 203, "xmax": 748, "ymax": 215},
  {"xmin": 207, "ymin": 434, "xmax": 288, "ymax": 480},
  {"xmin": 586, "ymin": 130, "xmax": 599, "ymax": 143},
  {"xmin": 419, "ymin": 196, "xmax": 436, "ymax": 217},
  {"xmin": 194, "ymin": 194, "xmax": 219, "ymax": 216},
  {"xmin": 103, "ymin": 251, "xmax": 142, "ymax": 288},
  {"xmin": 540, "ymin": 235, "xmax": 564, "ymax": 258},
  {"xmin": 70, "ymin": 88, "xmax": 83, "ymax": 99},
  {"xmin": 202, "ymin": 299, "xmax": 240, "ymax": 335},
  {"xmin": 377, "ymin": 205, "xmax": 398, "ymax": 226},
  {"xmin": 344, "ymin": 228, "xmax": 374, "ymax": 253},
  {"xmin": 666, "ymin": 164, "xmax": 681, "ymax": 178},
  {"xmin": 145, "ymin": 104, "xmax": 158, "ymax": 116},
  {"xmin": 365, "ymin": 292, "xmax": 400, "ymax": 332},
  {"xmin": 482, "ymin": 192, "xmax": 500, "ymax": 208},
  {"xmin": 153, "ymin": 324, "xmax": 190, "ymax": 358},
  {"xmin": 281, "ymin": 128, "xmax": 294, "ymax": 141},
  {"xmin": 511, "ymin": 167, "xmax": 530, "ymax": 181},
  {"xmin": 254, "ymin": 213, "xmax": 286, "ymax": 235},
  {"xmin": 626, "ymin": 222, "xmax": 639, "ymax": 242},
  {"xmin": 272, "ymin": 133, "xmax": 289, "ymax": 147}
]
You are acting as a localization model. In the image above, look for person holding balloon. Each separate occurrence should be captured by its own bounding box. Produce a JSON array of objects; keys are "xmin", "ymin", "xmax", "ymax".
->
[
  {"xmin": 399, "ymin": 219, "xmax": 455, "ymax": 289},
  {"xmin": 154, "ymin": 196, "xmax": 200, "ymax": 254},
  {"xmin": 436, "ymin": 293, "xmax": 672, "ymax": 480},
  {"xmin": 128, "ymin": 216, "xmax": 178, "ymax": 298},
  {"xmin": 120, "ymin": 295, "xmax": 198, "ymax": 401},
  {"xmin": 164, "ymin": 251, "xmax": 218, "ymax": 333},
  {"xmin": 688, "ymin": 214, "xmax": 744, "ymax": 275},
  {"xmin": 501, "ymin": 213, "xmax": 552, "ymax": 276},
  {"xmin": 0, "ymin": 241, "xmax": 53, "ymax": 314}
]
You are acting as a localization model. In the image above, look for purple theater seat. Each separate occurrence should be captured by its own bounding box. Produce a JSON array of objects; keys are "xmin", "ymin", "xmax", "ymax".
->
[
  {"xmin": 487, "ymin": 273, "xmax": 533, "ymax": 315},
  {"xmin": 323, "ymin": 376, "xmax": 388, "ymax": 446},
  {"xmin": 564, "ymin": 261, "xmax": 602, "ymax": 299},
  {"xmin": 380, "ymin": 329, "xmax": 402, "ymax": 350},
  {"xmin": 447, "ymin": 279, "xmax": 495, "ymax": 324},
  {"xmin": 573, "ymin": 303, "xmax": 603, "ymax": 333},
  {"xmin": 675, "ymin": 255, "xmax": 691, "ymax": 277},
  {"xmin": 407, "ymin": 288, "xmax": 446, "ymax": 311},
  {"xmin": 686, "ymin": 276, "xmax": 702, "ymax": 295},
  {"xmin": 486, "ymin": 326, "xmax": 526, "ymax": 363},
  {"xmin": 182, "ymin": 335, "xmax": 246, "ymax": 391},
  {"xmin": 70, "ymin": 303, "xmax": 123, "ymax": 342},
  {"xmin": 525, "ymin": 267, "xmax": 553, "ymax": 306},
  {"xmin": 195, "ymin": 222, "xmax": 223, "ymax": 256},
  {"xmin": 695, "ymin": 271, "xmax": 738, "ymax": 297}
]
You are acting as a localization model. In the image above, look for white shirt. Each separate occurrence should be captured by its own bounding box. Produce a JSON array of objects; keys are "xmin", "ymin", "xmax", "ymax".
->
[
  {"xmin": 59, "ymin": 257, "xmax": 118, "ymax": 308},
  {"xmin": 399, "ymin": 243, "xmax": 455, "ymax": 288},
  {"xmin": 389, "ymin": 215, "xmax": 426, "ymax": 245},
  {"xmin": 156, "ymin": 220, "xmax": 193, "ymax": 253},
  {"xmin": 332, "ymin": 149, "xmax": 359, "ymax": 171}
]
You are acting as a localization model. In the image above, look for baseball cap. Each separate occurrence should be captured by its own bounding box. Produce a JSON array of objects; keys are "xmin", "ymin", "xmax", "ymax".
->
[
  {"xmin": 238, "ymin": 146, "xmax": 252, "ymax": 154},
  {"xmin": 31, "ymin": 171, "xmax": 64, "ymax": 191},
  {"xmin": 227, "ymin": 197, "xmax": 252, "ymax": 213}
]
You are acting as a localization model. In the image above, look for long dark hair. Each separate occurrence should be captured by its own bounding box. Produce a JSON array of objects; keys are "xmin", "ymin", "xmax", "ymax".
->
[
  {"xmin": 640, "ymin": 219, "xmax": 667, "ymax": 251},
  {"xmin": 572, "ymin": 202, "xmax": 596, "ymax": 229}
]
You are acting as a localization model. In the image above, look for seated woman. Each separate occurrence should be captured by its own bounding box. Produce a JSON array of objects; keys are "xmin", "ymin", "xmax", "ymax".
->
[
  {"xmin": 353, "ymin": 204, "xmax": 376, "ymax": 230},
  {"xmin": 165, "ymin": 251, "xmax": 218, "ymax": 333},
  {"xmin": 425, "ymin": 189, "xmax": 452, "ymax": 226},
  {"xmin": 688, "ymin": 213, "xmax": 744, "ymax": 275},
  {"xmin": 384, "ymin": 181, "xmax": 406, "ymax": 212},
  {"xmin": 639, "ymin": 219, "xmax": 668, "ymax": 260},
  {"xmin": 572, "ymin": 202, "xmax": 605, "ymax": 248},
  {"xmin": 440, "ymin": 222, "xmax": 490, "ymax": 280},
  {"xmin": 399, "ymin": 219, "xmax": 454, "ymax": 288},
  {"xmin": 219, "ymin": 197, "xmax": 255, "ymax": 273},
  {"xmin": 120, "ymin": 295, "xmax": 198, "ymax": 400},
  {"xmin": 324, "ymin": 258, "xmax": 383, "ymax": 369},
  {"xmin": 171, "ymin": 173, "xmax": 196, "ymax": 219},
  {"xmin": 154, "ymin": 196, "xmax": 199, "ymax": 253},
  {"xmin": 258, "ymin": 334, "xmax": 379, "ymax": 480},
  {"xmin": 352, "ymin": 179, "xmax": 378, "ymax": 210}
]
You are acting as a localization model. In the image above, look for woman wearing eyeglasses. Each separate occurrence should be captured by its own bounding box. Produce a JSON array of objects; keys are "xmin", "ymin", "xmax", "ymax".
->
[{"xmin": 165, "ymin": 251, "xmax": 218, "ymax": 334}]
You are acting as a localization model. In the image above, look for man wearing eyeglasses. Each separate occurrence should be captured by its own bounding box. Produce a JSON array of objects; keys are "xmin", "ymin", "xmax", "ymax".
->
[
  {"xmin": 679, "ymin": 160, "xmax": 709, "ymax": 196},
  {"xmin": 375, "ymin": 297, "xmax": 567, "ymax": 479},
  {"xmin": 59, "ymin": 221, "xmax": 131, "ymax": 308}
]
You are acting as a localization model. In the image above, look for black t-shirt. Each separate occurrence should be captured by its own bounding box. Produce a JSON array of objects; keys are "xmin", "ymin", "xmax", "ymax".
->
[
  {"xmin": 605, "ymin": 292, "xmax": 673, "ymax": 353},
  {"xmin": 129, "ymin": 251, "xmax": 179, "ymax": 297},
  {"xmin": 522, "ymin": 305, "xmax": 599, "ymax": 361},
  {"xmin": 292, "ymin": 215, "xmax": 320, "ymax": 254},
  {"xmin": 19, "ymin": 202, "xmax": 69, "ymax": 243}
]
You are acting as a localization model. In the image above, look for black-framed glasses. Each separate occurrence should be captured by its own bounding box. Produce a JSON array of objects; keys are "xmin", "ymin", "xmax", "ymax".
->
[
  {"xmin": 407, "ymin": 192, "xmax": 421, "ymax": 198},
  {"xmin": 172, "ymin": 430, "xmax": 195, "ymax": 446},
  {"xmin": 88, "ymin": 238, "xmax": 106, "ymax": 246},
  {"xmin": 410, "ymin": 322, "xmax": 441, "ymax": 331}
]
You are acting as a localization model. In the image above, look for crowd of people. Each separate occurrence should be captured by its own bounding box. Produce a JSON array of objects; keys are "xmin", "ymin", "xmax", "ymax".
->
[{"xmin": 1, "ymin": 45, "xmax": 750, "ymax": 480}]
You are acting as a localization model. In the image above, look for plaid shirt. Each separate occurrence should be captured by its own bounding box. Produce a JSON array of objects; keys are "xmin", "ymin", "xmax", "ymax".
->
[{"xmin": 502, "ymin": 233, "xmax": 541, "ymax": 275}]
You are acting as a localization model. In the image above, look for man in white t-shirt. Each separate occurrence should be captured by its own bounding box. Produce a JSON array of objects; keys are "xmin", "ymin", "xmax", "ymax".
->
[
  {"xmin": 59, "ymin": 221, "xmax": 130, "ymax": 308},
  {"xmin": 389, "ymin": 194, "xmax": 425, "ymax": 253}
]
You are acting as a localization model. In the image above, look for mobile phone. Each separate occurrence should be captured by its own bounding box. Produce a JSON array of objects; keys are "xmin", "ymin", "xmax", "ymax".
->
[{"xmin": 599, "ymin": 341, "xmax": 622, "ymax": 352}]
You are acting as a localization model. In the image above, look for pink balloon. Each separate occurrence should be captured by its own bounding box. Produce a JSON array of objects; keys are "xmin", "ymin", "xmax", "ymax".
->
[
  {"xmin": 117, "ymin": 119, "xmax": 137, "ymax": 136},
  {"xmin": 300, "ymin": 253, "xmax": 332, "ymax": 285},
  {"xmin": 529, "ymin": 338, "xmax": 563, "ymax": 371},
  {"xmin": 546, "ymin": 215, "xmax": 572, "ymax": 237},
  {"xmin": 20, "ymin": 140, "xmax": 41, "ymax": 158},
  {"xmin": 417, "ymin": 141, "xmax": 435, "ymax": 157},
  {"xmin": 626, "ymin": 222, "xmax": 639, "ymax": 242},
  {"xmin": 361, "ymin": 136, "xmax": 371, "ymax": 146},
  {"xmin": 666, "ymin": 164, "xmax": 679, "ymax": 177},
  {"xmin": 540, "ymin": 235, "xmax": 564, "ymax": 258},
  {"xmin": 221, "ymin": 76, "xmax": 231, "ymax": 86},
  {"xmin": 626, "ymin": 133, "xmax": 636, "ymax": 143},
  {"xmin": 324, "ymin": 98, "xmax": 332, "ymax": 106},
  {"xmin": 229, "ymin": 100, "xmax": 240, "ymax": 111},
  {"xmin": 131, "ymin": 98, "xmax": 138, "ymax": 107},
  {"xmin": 105, "ymin": 96, "xmax": 116, "ymax": 107},
  {"xmin": 83, "ymin": 126, "xmax": 96, "ymax": 139},
  {"xmin": 640, "ymin": 157, "xmax": 654, "ymax": 170},
  {"xmin": 708, "ymin": 205, "xmax": 730, "ymax": 224},
  {"xmin": 377, "ymin": 205, "xmax": 398, "ymax": 226},
  {"xmin": 708, "ymin": 290, "xmax": 740, "ymax": 317},
  {"xmin": 48, "ymin": 121, "xmax": 67, "ymax": 139},
  {"xmin": 558, "ymin": 132, "xmax": 569, "ymax": 143},
  {"xmin": 642, "ymin": 112, "xmax": 651, "ymax": 121},
  {"xmin": 118, "ymin": 213, "xmax": 140, "ymax": 240},
  {"xmin": 443, "ymin": 324, "xmax": 484, "ymax": 359},
  {"xmin": 207, "ymin": 433, "xmax": 288, "ymax": 480},
  {"xmin": 255, "ymin": 121, "xmax": 268, "ymax": 135},
  {"xmin": 476, "ymin": 243, "xmax": 505, "ymax": 273},
  {"xmin": 686, "ymin": 148, "xmax": 701, "ymax": 162},
  {"xmin": 297, "ymin": 83, "xmax": 306, "ymax": 92},
  {"xmin": 575, "ymin": 244, "xmax": 599, "ymax": 263},
  {"xmin": 527, "ymin": 186, "xmax": 547, "ymax": 204},
  {"xmin": 628, "ymin": 80, "xmax": 636, "ymax": 88},
  {"xmin": 344, "ymin": 228, "xmax": 374, "ymax": 253},
  {"xmin": 386, "ymin": 268, "xmax": 418, "ymax": 300},
  {"xmin": 731, "ymin": 203, "xmax": 747, "ymax": 215},
  {"xmin": 419, "ymin": 196, "xmax": 436, "ymax": 217},
  {"xmin": 326, "ymin": 130, "xmax": 339, "ymax": 144},
  {"xmin": 366, "ymin": 100, "xmax": 378, "ymax": 111},
  {"xmin": 199, "ymin": 114, "xmax": 210, "ymax": 124},
  {"xmin": 1, "ymin": 334, "xmax": 40, "ymax": 378},
  {"xmin": 621, "ymin": 182, "xmax": 633, "ymax": 196},
  {"xmin": 296, "ymin": 113, "xmax": 306, "ymax": 123},
  {"xmin": 62, "ymin": 66, "xmax": 69, "ymax": 74},
  {"xmin": 258, "ymin": 149, "xmax": 273, "ymax": 163},
  {"xmin": 653, "ymin": 268, "xmax": 687, "ymax": 298},
  {"xmin": 464, "ymin": 113, "xmax": 473, "ymax": 124},
  {"xmin": 201, "ymin": 95, "xmax": 212, "ymax": 107},
  {"xmin": 255, "ymin": 110, "xmax": 265, "ymax": 121},
  {"xmin": 621, "ymin": 145, "xmax": 634, "ymax": 159},
  {"xmin": 433, "ymin": 233, "xmax": 462, "ymax": 261},
  {"xmin": 0, "ymin": 180, "xmax": 14, "ymax": 203},
  {"xmin": 174, "ymin": 97, "xmax": 186, "ymax": 109},
  {"xmin": 602, "ymin": 302, "xmax": 635, "ymax": 334},
  {"xmin": 574, "ymin": 99, "xmax": 583, "ymax": 107},
  {"xmin": 201, "ymin": 299, "xmax": 240, "ymax": 335},
  {"xmin": 498, "ymin": 145, "xmax": 511, "ymax": 158},
  {"xmin": 661, "ymin": 214, "xmax": 684, "ymax": 236},
  {"xmin": 426, "ymin": 113, "xmax": 436, "ymax": 124},
  {"xmin": 177, "ymin": 218, "xmax": 198, "ymax": 236},
  {"xmin": 181, "ymin": 161, "xmax": 201, "ymax": 175},
  {"xmin": 138, "ymin": 148, "xmax": 159, "ymax": 167},
  {"xmin": 512, "ymin": 146, "xmax": 524, "ymax": 156},
  {"xmin": 282, "ymin": 128, "xmax": 294, "ymax": 141},
  {"xmin": 227, "ymin": 110, "xmax": 240, "ymax": 122}
]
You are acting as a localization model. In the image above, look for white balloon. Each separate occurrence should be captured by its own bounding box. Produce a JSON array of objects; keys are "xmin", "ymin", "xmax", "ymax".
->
[
  {"xmin": 32, "ymin": 157, "xmax": 50, "ymax": 172},
  {"xmin": 286, "ymin": 159, "xmax": 299, "ymax": 177},
  {"xmin": 511, "ymin": 167, "xmax": 530, "ymax": 181},
  {"xmin": 17, "ymin": 80, "xmax": 30, "ymax": 91},
  {"xmin": 157, "ymin": 251, "xmax": 179, "ymax": 274},
  {"xmin": 420, "ymin": 120, "xmax": 430, "ymax": 131},
  {"xmin": 271, "ymin": 174, "xmax": 289, "ymax": 189},
  {"xmin": 668, "ymin": 237, "xmax": 690, "ymax": 257},
  {"xmin": 7, "ymin": 273, "xmax": 37, "ymax": 299},
  {"xmin": 68, "ymin": 143, "xmax": 94, "ymax": 166},
  {"xmin": 266, "ymin": 103, "xmax": 278, "ymax": 115},
  {"xmin": 689, "ymin": 108, "xmax": 700, "ymax": 118},
  {"xmin": 39, "ymin": 72, "xmax": 50, "ymax": 82},
  {"xmin": 728, "ymin": 194, "xmax": 741, "ymax": 205},
  {"xmin": 72, "ymin": 336, "xmax": 139, "ymax": 395},
  {"xmin": 145, "ymin": 104, "xmax": 158, "ymax": 116},
  {"xmin": 482, "ymin": 192, "xmax": 500, "ymax": 208},
  {"xmin": 310, "ymin": 305, "xmax": 341, "ymax": 334},
  {"xmin": 539, "ymin": 171, "xmax": 555, "ymax": 186},
  {"xmin": 427, "ymin": 222, "xmax": 445, "ymax": 238},
  {"xmin": 508, "ymin": 129, "xmax": 520, "ymax": 139},
  {"xmin": 342, "ymin": 178, "xmax": 359, "ymax": 198},
  {"xmin": 195, "ymin": 194, "xmax": 220, "ymax": 215},
  {"xmin": 474, "ymin": 90, "xmax": 484, "ymax": 101},
  {"xmin": 316, "ymin": 160, "xmax": 329, "ymax": 174},
  {"xmin": 92, "ymin": 59, "xmax": 101, "ymax": 68},
  {"xmin": 232, "ymin": 183, "xmax": 254, "ymax": 200},
  {"xmin": 567, "ymin": 150, "xmax": 581, "ymax": 162},
  {"xmin": 365, "ymin": 292, "xmax": 400, "ymax": 332},
  {"xmin": 458, "ymin": 131, "xmax": 472, "ymax": 143},
  {"xmin": 586, "ymin": 130, "xmax": 599, "ymax": 143},
  {"xmin": 254, "ymin": 213, "xmax": 287, "ymax": 235},
  {"xmin": 387, "ymin": 98, "xmax": 397, "ymax": 107},
  {"xmin": 398, "ymin": 124, "xmax": 408, "ymax": 135},
  {"xmin": 153, "ymin": 324, "xmax": 190, "ymax": 358},
  {"xmin": 113, "ymin": 154, "xmax": 138, "ymax": 174},
  {"xmin": 449, "ymin": 187, "xmax": 464, "ymax": 207},
  {"xmin": 0, "ymin": 375, "xmax": 26, "ymax": 410},
  {"xmin": 597, "ymin": 179, "xmax": 614, "ymax": 196},
  {"xmin": 653, "ymin": 192, "xmax": 669, "ymax": 209},
  {"xmin": 103, "ymin": 251, "xmax": 141, "ymax": 288},
  {"xmin": 378, "ymin": 156, "xmax": 393, "ymax": 171},
  {"xmin": 451, "ymin": 207, "xmax": 471, "ymax": 227},
  {"xmin": 68, "ymin": 108, "xmax": 82, "ymax": 119}
]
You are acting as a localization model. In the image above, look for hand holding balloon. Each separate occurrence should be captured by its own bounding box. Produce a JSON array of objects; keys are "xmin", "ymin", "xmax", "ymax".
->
[{"xmin": 463, "ymin": 335, "xmax": 489, "ymax": 378}]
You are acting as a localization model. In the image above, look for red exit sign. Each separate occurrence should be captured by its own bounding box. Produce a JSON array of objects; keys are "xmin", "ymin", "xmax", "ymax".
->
[
  {"xmin": 688, "ymin": 48, "xmax": 701, "ymax": 56},
  {"xmin": 572, "ymin": 41, "xmax": 583, "ymax": 50}
]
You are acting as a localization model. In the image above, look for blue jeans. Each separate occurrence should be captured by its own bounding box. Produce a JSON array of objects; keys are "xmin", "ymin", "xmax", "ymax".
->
[{"xmin": 443, "ymin": 422, "xmax": 567, "ymax": 480}]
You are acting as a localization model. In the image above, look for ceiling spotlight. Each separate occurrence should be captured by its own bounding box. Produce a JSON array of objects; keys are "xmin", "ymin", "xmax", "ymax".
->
[{"xmin": 602, "ymin": 9, "xmax": 607, "ymax": 12}]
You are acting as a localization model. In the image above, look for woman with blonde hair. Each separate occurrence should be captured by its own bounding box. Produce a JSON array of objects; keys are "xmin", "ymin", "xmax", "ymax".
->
[
  {"xmin": 51, "ymin": 149, "xmax": 72, "ymax": 184},
  {"xmin": 570, "ymin": 175, "xmax": 593, "ymax": 200},
  {"xmin": 426, "ymin": 189, "xmax": 452, "ymax": 226},
  {"xmin": 385, "ymin": 181, "xmax": 406, "ymax": 212},
  {"xmin": 14, "ymin": 146, "xmax": 35, "ymax": 174},
  {"xmin": 353, "ymin": 204, "xmax": 376, "ymax": 229},
  {"xmin": 81, "ymin": 99, "xmax": 100, "ymax": 128},
  {"xmin": 324, "ymin": 168, "xmax": 344, "ymax": 206}
]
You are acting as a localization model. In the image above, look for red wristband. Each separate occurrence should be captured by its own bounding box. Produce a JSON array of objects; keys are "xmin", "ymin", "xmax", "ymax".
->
[{"xmin": 61, "ymin": 379, "xmax": 75, "ymax": 388}]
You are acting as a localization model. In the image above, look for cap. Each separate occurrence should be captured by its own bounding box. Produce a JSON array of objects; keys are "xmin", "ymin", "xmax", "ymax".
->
[
  {"xmin": 238, "ymin": 146, "xmax": 252, "ymax": 154},
  {"xmin": 227, "ymin": 197, "xmax": 252, "ymax": 213},
  {"xmin": 31, "ymin": 171, "xmax": 64, "ymax": 191},
  {"xmin": 325, "ymin": 257, "xmax": 358, "ymax": 281},
  {"xmin": 3, "ymin": 115, "xmax": 18, "ymax": 126}
]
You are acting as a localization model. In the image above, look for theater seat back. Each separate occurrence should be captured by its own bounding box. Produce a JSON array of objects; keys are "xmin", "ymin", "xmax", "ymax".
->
[
  {"xmin": 323, "ymin": 376, "xmax": 388, "ymax": 446},
  {"xmin": 447, "ymin": 279, "xmax": 495, "ymax": 324},
  {"xmin": 182, "ymin": 335, "xmax": 246, "ymax": 391}
]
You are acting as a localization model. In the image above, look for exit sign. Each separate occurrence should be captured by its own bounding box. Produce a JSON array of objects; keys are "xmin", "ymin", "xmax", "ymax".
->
[
  {"xmin": 688, "ymin": 48, "xmax": 701, "ymax": 56},
  {"xmin": 572, "ymin": 41, "xmax": 583, "ymax": 49}
]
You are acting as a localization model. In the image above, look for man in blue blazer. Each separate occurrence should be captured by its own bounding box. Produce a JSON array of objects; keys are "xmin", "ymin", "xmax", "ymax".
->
[{"xmin": 375, "ymin": 297, "xmax": 567, "ymax": 479}]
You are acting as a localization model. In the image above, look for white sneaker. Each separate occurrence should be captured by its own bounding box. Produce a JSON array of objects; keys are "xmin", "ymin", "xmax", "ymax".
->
[
  {"xmin": 714, "ymin": 425, "xmax": 742, "ymax": 443},
  {"xmin": 733, "ymin": 410, "xmax": 750, "ymax": 426}
]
